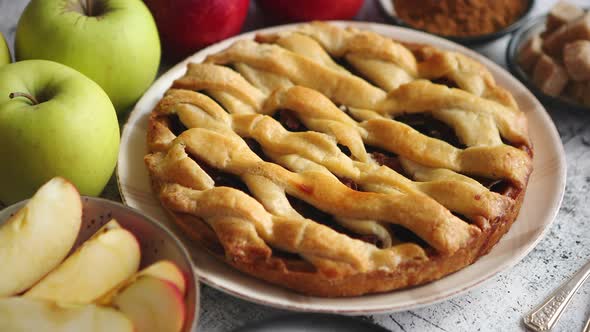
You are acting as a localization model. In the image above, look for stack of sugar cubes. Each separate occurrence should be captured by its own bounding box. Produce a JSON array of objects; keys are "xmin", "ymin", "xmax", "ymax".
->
[{"xmin": 518, "ymin": 1, "xmax": 590, "ymax": 106}]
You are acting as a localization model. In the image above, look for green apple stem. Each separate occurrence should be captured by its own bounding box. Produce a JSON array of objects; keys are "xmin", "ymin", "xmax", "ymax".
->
[{"xmin": 9, "ymin": 92, "xmax": 39, "ymax": 105}]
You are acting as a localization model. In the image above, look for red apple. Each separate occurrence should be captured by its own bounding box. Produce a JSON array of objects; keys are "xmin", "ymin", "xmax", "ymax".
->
[
  {"xmin": 145, "ymin": 0, "xmax": 250, "ymax": 61},
  {"xmin": 257, "ymin": 0, "xmax": 364, "ymax": 22}
]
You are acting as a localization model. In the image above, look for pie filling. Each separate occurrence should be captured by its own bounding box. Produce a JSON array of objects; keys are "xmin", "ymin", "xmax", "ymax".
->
[
  {"xmin": 367, "ymin": 147, "xmax": 406, "ymax": 175},
  {"xmin": 431, "ymin": 77, "xmax": 460, "ymax": 89},
  {"xmin": 175, "ymin": 104, "xmax": 520, "ymax": 251},
  {"xmin": 183, "ymin": 133, "xmax": 417, "ymax": 250},
  {"xmin": 275, "ymin": 109, "xmax": 306, "ymax": 132},
  {"xmin": 169, "ymin": 113, "xmax": 188, "ymax": 137},
  {"xmin": 188, "ymin": 153, "xmax": 252, "ymax": 196},
  {"xmin": 176, "ymin": 108, "xmax": 519, "ymax": 255},
  {"xmin": 394, "ymin": 113, "xmax": 466, "ymax": 149}
]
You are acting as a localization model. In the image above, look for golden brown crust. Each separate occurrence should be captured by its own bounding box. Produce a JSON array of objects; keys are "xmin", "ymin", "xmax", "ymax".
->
[
  {"xmin": 157, "ymin": 181, "xmax": 526, "ymax": 297},
  {"xmin": 144, "ymin": 22, "xmax": 533, "ymax": 297}
]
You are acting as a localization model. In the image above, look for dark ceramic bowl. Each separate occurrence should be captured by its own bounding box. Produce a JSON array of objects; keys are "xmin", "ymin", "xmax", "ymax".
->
[
  {"xmin": 506, "ymin": 12, "xmax": 590, "ymax": 112},
  {"xmin": 378, "ymin": 0, "xmax": 535, "ymax": 45}
]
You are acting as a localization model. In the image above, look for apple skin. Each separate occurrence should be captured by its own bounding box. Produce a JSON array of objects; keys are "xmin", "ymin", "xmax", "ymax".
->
[
  {"xmin": 145, "ymin": 0, "xmax": 249, "ymax": 61},
  {"xmin": 0, "ymin": 32, "xmax": 10, "ymax": 66},
  {"xmin": 0, "ymin": 177, "xmax": 82, "ymax": 297},
  {"xmin": 113, "ymin": 276, "xmax": 186, "ymax": 332},
  {"xmin": 15, "ymin": 0, "xmax": 160, "ymax": 113},
  {"xmin": 138, "ymin": 260, "xmax": 186, "ymax": 295},
  {"xmin": 257, "ymin": 0, "xmax": 364, "ymax": 22},
  {"xmin": 98, "ymin": 259, "xmax": 186, "ymax": 304},
  {"xmin": 0, "ymin": 297, "xmax": 133, "ymax": 332},
  {"xmin": 0, "ymin": 60, "xmax": 119, "ymax": 205}
]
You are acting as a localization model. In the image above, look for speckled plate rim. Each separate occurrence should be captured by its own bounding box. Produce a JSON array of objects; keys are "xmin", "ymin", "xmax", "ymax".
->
[{"xmin": 117, "ymin": 21, "xmax": 566, "ymax": 315}]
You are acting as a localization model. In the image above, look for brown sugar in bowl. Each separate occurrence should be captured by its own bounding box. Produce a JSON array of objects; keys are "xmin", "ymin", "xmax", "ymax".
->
[{"xmin": 378, "ymin": 0, "xmax": 535, "ymax": 45}]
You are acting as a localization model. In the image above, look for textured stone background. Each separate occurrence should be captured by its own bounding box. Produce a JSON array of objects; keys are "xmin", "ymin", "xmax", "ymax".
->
[{"xmin": 1, "ymin": 0, "xmax": 589, "ymax": 331}]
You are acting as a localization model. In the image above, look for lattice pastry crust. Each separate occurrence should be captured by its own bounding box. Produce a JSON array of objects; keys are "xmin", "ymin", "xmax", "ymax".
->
[{"xmin": 145, "ymin": 22, "xmax": 533, "ymax": 296}]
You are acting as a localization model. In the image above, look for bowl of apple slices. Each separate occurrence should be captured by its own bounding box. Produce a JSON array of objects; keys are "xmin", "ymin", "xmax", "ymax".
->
[{"xmin": 0, "ymin": 177, "xmax": 198, "ymax": 332}]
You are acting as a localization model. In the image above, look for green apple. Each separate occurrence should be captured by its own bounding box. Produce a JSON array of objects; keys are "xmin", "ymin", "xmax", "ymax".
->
[
  {"xmin": 0, "ymin": 60, "xmax": 119, "ymax": 204},
  {"xmin": 25, "ymin": 219, "xmax": 141, "ymax": 304},
  {"xmin": 15, "ymin": 0, "xmax": 160, "ymax": 113},
  {"xmin": 0, "ymin": 32, "xmax": 10, "ymax": 66},
  {"xmin": 0, "ymin": 177, "xmax": 82, "ymax": 297}
]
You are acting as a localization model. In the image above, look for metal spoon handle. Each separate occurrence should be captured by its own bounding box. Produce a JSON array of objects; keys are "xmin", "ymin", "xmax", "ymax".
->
[
  {"xmin": 523, "ymin": 260, "xmax": 590, "ymax": 332},
  {"xmin": 583, "ymin": 314, "xmax": 590, "ymax": 332}
]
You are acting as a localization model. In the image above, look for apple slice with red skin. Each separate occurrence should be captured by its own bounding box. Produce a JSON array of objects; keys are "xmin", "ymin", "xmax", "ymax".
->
[
  {"xmin": 0, "ymin": 297, "xmax": 133, "ymax": 332},
  {"xmin": 25, "ymin": 219, "xmax": 140, "ymax": 304},
  {"xmin": 137, "ymin": 260, "xmax": 186, "ymax": 295},
  {"xmin": 98, "ymin": 259, "xmax": 186, "ymax": 304},
  {"xmin": 257, "ymin": 0, "xmax": 364, "ymax": 22},
  {"xmin": 113, "ymin": 276, "xmax": 186, "ymax": 332},
  {"xmin": 0, "ymin": 177, "xmax": 81, "ymax": 297}
]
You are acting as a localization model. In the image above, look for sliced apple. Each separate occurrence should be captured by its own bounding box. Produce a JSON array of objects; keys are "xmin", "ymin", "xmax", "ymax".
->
[
  {"xmin": 25, "ymin": 220, "xmax": 140, "ymax": 304},
  {"xmin": 137, "ymin": 260, "xmax": 186, "ymax": 295},
  {"xmin": 0, "ymin": 177, "xmax": 82, "ymax": 297},
  {"xmin": 0, "ymin": 297, "xmax": 133, "ymax": 332},
  {"xmin": 113, "ymin": 276, "xmax": 186, "ymax": 332},
  {"xmin": 98, "ymin": 218, "xmax": 122, "ymax": 230},
  {"xmin": 98, "ymin": 260, "xmax": 186, "ymax": 304}
]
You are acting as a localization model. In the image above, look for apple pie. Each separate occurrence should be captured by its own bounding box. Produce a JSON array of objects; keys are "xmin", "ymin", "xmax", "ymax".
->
[{"xmin": 144, "ymin": 22, "xmax": 533, "ymax": 297}]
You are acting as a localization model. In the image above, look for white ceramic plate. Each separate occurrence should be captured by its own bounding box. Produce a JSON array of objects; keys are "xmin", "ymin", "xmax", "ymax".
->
[{"xmin": 117, "ymin": 21, "xmax": 566, "ymax": 315}]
